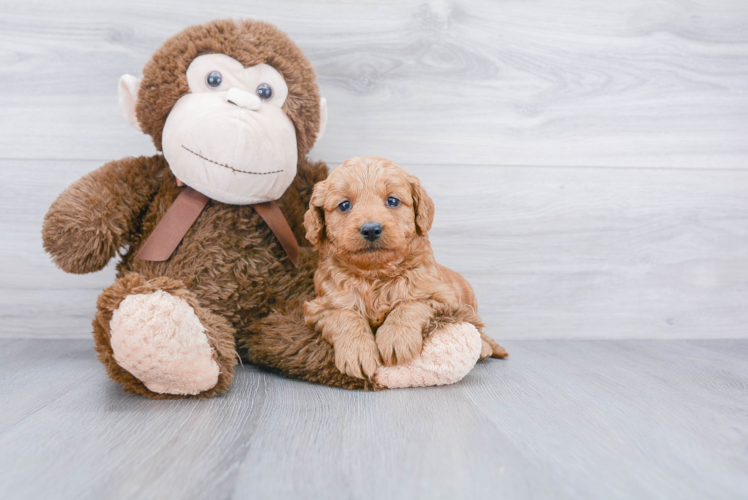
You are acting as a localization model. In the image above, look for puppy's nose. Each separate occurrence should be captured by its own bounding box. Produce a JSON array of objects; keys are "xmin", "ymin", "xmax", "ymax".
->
[{"xmin": 360, "ymin": 222, "xmax": 383, "ymax": 242}]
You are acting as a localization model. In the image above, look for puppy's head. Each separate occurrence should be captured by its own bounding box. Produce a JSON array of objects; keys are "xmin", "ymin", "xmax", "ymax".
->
[{"xmin": 304, "ymin": 156, "xmax": 434, "ymax": 268}]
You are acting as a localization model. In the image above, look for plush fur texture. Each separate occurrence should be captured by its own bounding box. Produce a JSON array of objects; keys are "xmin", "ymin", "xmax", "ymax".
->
[
  {"xmin": 137, "ymin": 19, "xmax": 321, "ymax": 157},
  {"xmin": 110, "ymin": 290, "xmax": 220, "ymax": 395},
  {"xmin": 43, "ymin": 20, "xmax": 374, "ymax": 398},
  {"xmin": 373, "ymin": 323, "xmax": 482, "ymax": 388},
  {"xmin": 42, "ymin": 20, "xmax": 504, "ymax": 398},
  {"xmin": 303, "ymin": 157, "xmax": 507, "ymax": 381},
  {"xmin": 240, "ymin": 301, "xmax": 380, "ymax": 391},
  {"xmin": 93, "ymin": 272, "xmax": 238, "ymax": 399}
]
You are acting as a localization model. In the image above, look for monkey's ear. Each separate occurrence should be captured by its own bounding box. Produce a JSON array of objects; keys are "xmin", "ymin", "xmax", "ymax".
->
[
  {"xmin": 313, "ymin": 97, "xmax": 328, "ymax": 147},
  {"xmin": 411, "ymin": 175, "xmax": 435, "ymax": 236},
  {"xmin": 303, "ymin": 181, "xmax": 327, "ymax": 246},
  {"xmin": 118, "ymin": 74, "xmax": 142, "ymax": 131}
]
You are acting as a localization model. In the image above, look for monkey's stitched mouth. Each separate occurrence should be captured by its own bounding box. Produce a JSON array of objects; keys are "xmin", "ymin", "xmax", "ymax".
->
[{"xmin": 181, "ymin": 145, "xmax": 283, "ymax": 176}]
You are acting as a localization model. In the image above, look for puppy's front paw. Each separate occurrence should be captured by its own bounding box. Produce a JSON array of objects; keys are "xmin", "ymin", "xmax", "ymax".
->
[
  {"xmin": 334, "ymin": 336, "xmax": 382, "ymax": 379},
  {"xmin": 376, "ymin": 323, "xmax": 423, "ymax": 366}
]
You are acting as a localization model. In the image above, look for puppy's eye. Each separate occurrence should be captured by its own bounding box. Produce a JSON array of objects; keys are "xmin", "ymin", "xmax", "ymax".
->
[
  {"xmin": 338, "ymin": 200, "xmax": 352, "ymax": 212},
  {"xmin": 386, "ymin": 197, "xmax": 400, "ymax": 208},
  {"xmin": 206, "ymin": 71, "xmax": 223, "ymax": 88}
]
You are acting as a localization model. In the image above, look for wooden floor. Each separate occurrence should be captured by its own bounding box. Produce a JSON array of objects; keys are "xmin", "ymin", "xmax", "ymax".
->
[
  {"xmin": 1, "ymin": 339, "xmax": 746, "ymax": 500},
  {"xmin": 1, "ymin": 2, "xmax": 746, "ymax": 498}
]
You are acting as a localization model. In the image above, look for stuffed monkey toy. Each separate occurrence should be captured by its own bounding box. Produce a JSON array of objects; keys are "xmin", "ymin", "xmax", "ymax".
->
[{"xmin": 42, "ymin": 19, "xmax": 495, "ymax": 399}]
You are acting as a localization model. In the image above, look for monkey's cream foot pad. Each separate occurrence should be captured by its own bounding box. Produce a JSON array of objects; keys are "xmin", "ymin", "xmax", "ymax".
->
[
  {"xmin": 110, "ymin": 290, "xmax": 219, "ymax": 395},
  {"xmin": 374, "ymin": 322, "xmax": 482, "ymax": 388}
]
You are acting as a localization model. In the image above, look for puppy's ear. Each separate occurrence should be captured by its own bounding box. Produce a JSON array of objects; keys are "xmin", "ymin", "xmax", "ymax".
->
[
  {"xmin": 410, "ymin": 175, "xmax": 435, "ymax": 235},
  {"xmin": 304, "ymin": 181, "xmax": 327, "ymax": 246}
]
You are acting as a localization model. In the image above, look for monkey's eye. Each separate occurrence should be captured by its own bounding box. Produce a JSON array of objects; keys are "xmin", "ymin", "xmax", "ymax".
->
[
  {"xmin": 338, "ymin": 200, "xmax": 352, "ymax": 213},
  {"xmin": 386, "ymin": 197, "xmax": 400, "ymax": 208},
  {"xmin": 256, "ymin": 83, "xmax": 273, "ymax": 100},
  {"xmin": 206, "ymin": 71, "xmax": 223, "ymax": 88}
]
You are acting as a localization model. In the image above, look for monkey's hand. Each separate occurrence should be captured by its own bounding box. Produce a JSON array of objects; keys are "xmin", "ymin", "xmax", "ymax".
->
[{"xmin": 42, "ymin": 156, "xmax": 164, "ymax": 274}]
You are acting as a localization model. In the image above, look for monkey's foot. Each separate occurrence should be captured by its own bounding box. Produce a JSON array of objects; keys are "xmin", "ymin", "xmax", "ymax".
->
[
  {"xmin": 109, "ymin": 290, "xmax": 219, "ymax": 395},
  {"xmin": 373, "ymin": 322, "xmax": 482, "ymax": 388}
]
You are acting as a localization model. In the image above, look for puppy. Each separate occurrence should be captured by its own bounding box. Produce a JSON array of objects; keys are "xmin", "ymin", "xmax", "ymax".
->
[{"xmin": 303, "ymin": 156, "xmax": 507, "ymax": 379}]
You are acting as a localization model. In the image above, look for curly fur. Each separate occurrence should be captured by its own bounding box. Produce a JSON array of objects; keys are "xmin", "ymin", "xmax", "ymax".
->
[
  {"xmin": 302, "ymin": 157, "xmax": 507, "ymax": 380},
  {"xmin": 94, "ymin": 272, "xmax": 237, "ymax": 399},
  {"xmin": 42, "ymin": 20, "xmax": 371, "ymax": 398},
  {"xmin": 137, "ymin": 18, "xmax": 321, "ymax": 157}
]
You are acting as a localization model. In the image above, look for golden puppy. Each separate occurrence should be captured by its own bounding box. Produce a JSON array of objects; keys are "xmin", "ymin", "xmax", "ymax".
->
[{"xmin": 303, "ymin": 156, "xmax": 507, "ymax": 379}]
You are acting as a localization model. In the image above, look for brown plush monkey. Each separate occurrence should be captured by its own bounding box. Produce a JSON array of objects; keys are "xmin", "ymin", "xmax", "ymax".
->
[{"xmin": 42, "ymin": 19, "xmax": 489, "ymax": 398}]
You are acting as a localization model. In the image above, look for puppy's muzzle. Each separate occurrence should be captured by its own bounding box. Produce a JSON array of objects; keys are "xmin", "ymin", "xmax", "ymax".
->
[{"xmin": 360, "ymin": 222, "xmax": 382, "ymax": 242}]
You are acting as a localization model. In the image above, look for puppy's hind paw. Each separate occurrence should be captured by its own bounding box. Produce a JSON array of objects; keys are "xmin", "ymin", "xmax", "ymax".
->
[
  {"xmin": 480, "ymin": 340, "xmax": 493, "ymax": 360},
  {"xmin": 334, "ymin": 336, "xmax": 382, "ymax": 379},
  {"xmin": 492, "ymin": 344, "xmax": 509, "ymax": 359},
  {"xmin": 481, "ymin": 333, "xmax": 509, "ymax": 359}
]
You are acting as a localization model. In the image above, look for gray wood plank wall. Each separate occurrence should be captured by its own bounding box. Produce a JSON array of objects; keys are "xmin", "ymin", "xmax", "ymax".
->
[{"xmin": 1, "ymin": 0, "xmax": 747, "ymax": 339}]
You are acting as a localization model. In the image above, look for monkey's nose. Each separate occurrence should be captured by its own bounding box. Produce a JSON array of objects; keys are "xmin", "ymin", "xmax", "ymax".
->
[
  {"xmin": 360, "ymin": 222, "xmax": 383, "ymax": 242},
  {"xmin": 226, "ymin": 88, "xmax": 261, "ymax": 110}
]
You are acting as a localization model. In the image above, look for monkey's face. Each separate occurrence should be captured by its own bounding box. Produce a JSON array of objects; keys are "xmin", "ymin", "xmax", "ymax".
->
[
  {"xmin": 119, "ymin": 20, "xmax": 327, "ymax": 205},
  {"xmin": 159, "ymin": 54, "xmax": 298, "ymax": 204}
]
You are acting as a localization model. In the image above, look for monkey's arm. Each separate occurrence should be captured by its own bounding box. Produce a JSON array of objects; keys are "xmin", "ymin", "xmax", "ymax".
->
[
  {"xmin": 42, "ymin": 155, "xmax": 165, "ymax": 274},
  {"xmin": 279, "ymin": 158, "xmax": 329, "ymax": 246}
]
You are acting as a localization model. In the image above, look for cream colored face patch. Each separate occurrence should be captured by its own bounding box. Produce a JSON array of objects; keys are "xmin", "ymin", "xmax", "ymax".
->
[
  {"xmin": 185, "ymin": 54, "xmax": 290, "ymax": 106},
  {"xmin": 161, "ymin": 54, "xmax": 298, "ymax": 205}
]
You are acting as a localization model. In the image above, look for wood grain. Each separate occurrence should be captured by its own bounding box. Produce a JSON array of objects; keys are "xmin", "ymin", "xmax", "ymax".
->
[
  {"xmin": 1, "ymin": 1, "xmax": 747, "ymax": 340},
  {"xmin": 3, "ymin": 159, "xmax": 747, "ymax": 339},
  {"xmin": 0, "ymin": 339, "xmax": 746, "ymax": 499},
  {"xmin": 2, "ymin": 4, "xmax": 746, "ymax": 499},
  {"xmin": 0, "ymin": 0, "xmax": 746, "ymax": 167}
]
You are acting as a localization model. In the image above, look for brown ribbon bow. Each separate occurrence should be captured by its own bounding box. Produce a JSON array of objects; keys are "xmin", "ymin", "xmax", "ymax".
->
[{"xmin": 135, "ymin": 186, "xmax": 300, "ymax": 267}]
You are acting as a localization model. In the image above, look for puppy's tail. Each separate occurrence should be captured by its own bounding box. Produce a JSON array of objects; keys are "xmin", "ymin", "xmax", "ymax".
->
[{"xmin": 238, "ymin": 301, "xmax": 383, "ymax": 391}]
